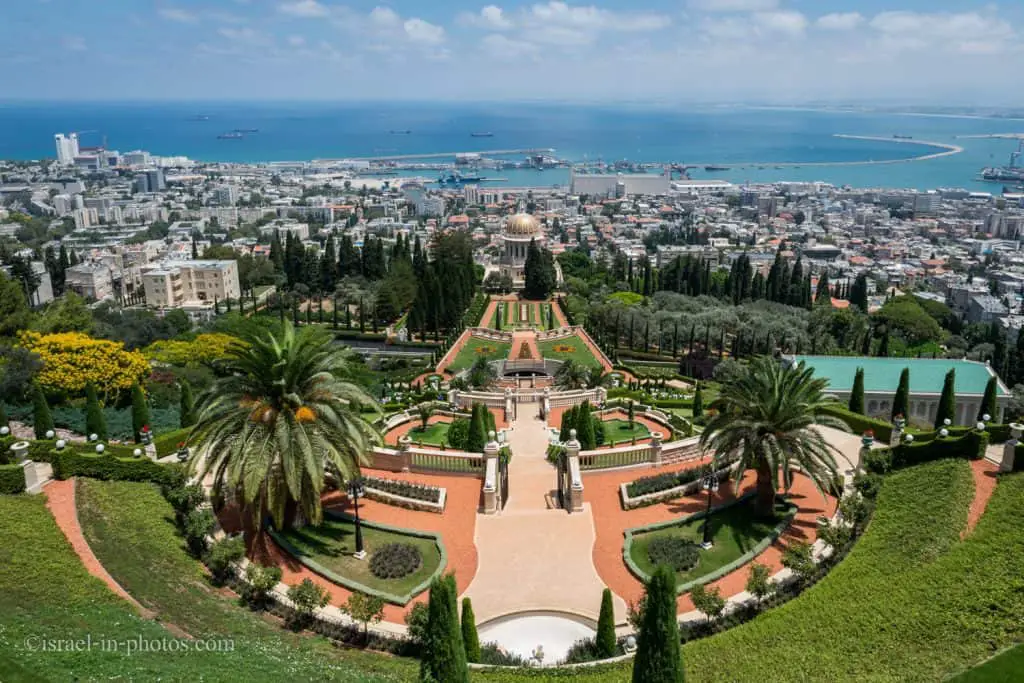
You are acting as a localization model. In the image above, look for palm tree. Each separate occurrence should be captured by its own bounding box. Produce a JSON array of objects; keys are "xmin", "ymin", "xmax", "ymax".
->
[
  {"xmin": 700, "ymin": 356, "xmax": 846, "ymax": 518},
  {"xmin": 554, "ymin": 360, "xmax": 590, "ymax": 390},
  {"xmin": 586, "ymin": 366, "xmax": 611, "ymax": 389},
  {"xmin": 190, "ymin": 322, "xmax": 379, "ymax": 541},
  {"xmin": 467, "ymin": 357, "xmax": 497, "ymax": 390}
]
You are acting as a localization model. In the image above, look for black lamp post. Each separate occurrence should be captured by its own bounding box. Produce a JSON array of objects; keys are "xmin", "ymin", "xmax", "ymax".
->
[
  {"xmin": 347, "ymin": 477, "xmax": 367, "ymax": 559},
  {"xmin": 700, "ymin": 472, "xmax": 719, "ymax": 550}
]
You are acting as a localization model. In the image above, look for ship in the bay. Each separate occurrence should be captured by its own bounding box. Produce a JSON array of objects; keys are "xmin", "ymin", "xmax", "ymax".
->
[
  {"xmin": 471, "ymin": 132, "xmax": 494, "ymax": 137},
  {"xmin": 981, "ymin": 141, "xmax": 1024, "ymax": 182}
]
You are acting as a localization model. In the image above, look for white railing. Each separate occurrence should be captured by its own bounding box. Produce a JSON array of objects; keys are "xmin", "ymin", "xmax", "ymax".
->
[
  {"xmin": 578, "ymin": 442, "xmax": 654, "ymax": 470},
  {"xmin": 367, "ymin": 445, "xmax": 485, "ymax": 475}
]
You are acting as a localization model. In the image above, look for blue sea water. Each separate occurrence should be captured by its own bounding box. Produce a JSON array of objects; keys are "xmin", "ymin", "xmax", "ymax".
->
[{"xmin": 0, "ymin": 101, "xmax": 1021, "ymax": 192}]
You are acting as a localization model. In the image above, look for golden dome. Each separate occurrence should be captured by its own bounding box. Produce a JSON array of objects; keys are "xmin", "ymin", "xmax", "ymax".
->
[{"xmin": 504, "ymin": 213, "xmax": 541, "ymax": 237}]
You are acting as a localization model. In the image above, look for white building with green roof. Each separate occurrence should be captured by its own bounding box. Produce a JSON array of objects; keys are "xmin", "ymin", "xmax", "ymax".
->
[{"xmin": 787, "ymin": 355, "xmax": 1009, "ymax": 426}]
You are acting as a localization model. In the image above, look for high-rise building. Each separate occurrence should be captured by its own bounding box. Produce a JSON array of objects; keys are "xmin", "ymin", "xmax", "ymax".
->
[{"xmin": 135, "ymin": 168, "xmax": 166, "ymax": 194}]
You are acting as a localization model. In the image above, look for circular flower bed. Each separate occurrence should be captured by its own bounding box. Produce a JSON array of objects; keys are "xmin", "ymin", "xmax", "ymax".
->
[
  {"xmin": 475, "ymin": 345, "xmax": 498, "ymax": 355},
  {"xmin": 369, "ymin": 542, "xmax": 423, "ymax": 579},
  {"xmin": 647, "ymin": 536, "xmax": 700, "ymax": 572},
  {"xmin": 552, "ymin": 344, "xmax": 576, "ymax": 353}
]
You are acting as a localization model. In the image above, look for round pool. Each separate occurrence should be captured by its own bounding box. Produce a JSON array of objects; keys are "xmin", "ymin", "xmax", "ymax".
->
[{"xmin": 476, "ymin": 611, "xmax": 597, "ymax": 665}]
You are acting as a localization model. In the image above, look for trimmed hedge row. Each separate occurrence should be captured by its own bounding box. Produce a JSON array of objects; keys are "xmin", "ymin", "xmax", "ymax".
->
[
  {"xmin": 154, "ymin": 427, "xmax": 193, "ymax": 458},
  {"xmin": 51, "ymin": 450, "xmax": 185, "ymax": 487},
  {"xmin": 0, "ymin": 464, "xmax": 25, "ymax": 494},
  {"xmin": 817, "ymin": 404, "xmax": 893, "ymax": 443},
  {"xmin": 864, "ymin": 430, "xmax": 988, "ymax": 474}
]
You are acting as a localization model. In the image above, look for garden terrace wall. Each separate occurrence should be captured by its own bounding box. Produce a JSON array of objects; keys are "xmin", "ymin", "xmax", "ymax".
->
[
  {"xmin": 619, "ymin": 460, "xmax": 737, "ymax": 510},
  {"xmin": 268, "ymin": 510, "xmax": 447, "ymax": 606},
  {"xmin": 864, "ymin": 429, "xmax": 989, "ymax": 474},
  {"xmin": 623, "ymin": 492, "xmax": 798, "ymax": 595},
  {"xmin": 367, "ymin": 446, "xmax": 485, "ymax": 476}
]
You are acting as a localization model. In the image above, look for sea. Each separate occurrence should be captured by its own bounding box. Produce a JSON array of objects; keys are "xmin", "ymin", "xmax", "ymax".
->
[{"xmin": 1, "ymin": 101, "xmax": 1022, "ymax": 192}]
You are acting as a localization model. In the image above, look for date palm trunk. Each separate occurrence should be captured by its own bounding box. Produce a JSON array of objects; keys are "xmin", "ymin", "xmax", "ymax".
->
[{"xmin": 755, "ymin": 459, "xmax": 776, "ymax": 518}]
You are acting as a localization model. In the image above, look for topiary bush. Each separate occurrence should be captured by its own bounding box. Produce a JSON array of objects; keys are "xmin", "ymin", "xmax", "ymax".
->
[
  {"xmin": 647, "ymin": 536, "xmax": 700, "ymax": 572},
  {"xmin": 369, "ymin": 542, "xmax": 422, "ymax": 580}
]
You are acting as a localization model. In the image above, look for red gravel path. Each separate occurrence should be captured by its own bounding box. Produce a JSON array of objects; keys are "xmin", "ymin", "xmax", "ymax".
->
[
  {"xmin": 45, "ymin": 478, "xmax": 155, "ymax": 618},
  {"xmin": 964, "ymin": 458, "xmax": 1000, "ymax": 538},
  {"xmin": 585, "ymin": 461, "xmax": 836, "ymax": 613}
]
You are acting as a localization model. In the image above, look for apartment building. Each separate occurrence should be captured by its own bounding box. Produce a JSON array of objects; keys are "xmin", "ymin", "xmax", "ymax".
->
[
  {"xmin": 65, "ymin": 262, "xmax": 115, "ymax": 301},
  {"xmin": 141, "ymin": 259, "xmax": 240, "ymax": 309}
]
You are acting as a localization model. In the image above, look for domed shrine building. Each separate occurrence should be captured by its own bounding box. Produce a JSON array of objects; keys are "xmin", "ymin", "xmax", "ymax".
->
[{"xmin": 499, "ymin": 212, "xmax": 542, "ymax": 289}]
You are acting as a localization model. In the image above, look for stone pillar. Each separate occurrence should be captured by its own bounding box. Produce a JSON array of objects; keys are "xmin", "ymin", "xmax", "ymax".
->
[
  {"xmin": 23, "ymin": 461, "xmax": 43, "ymax": 494},
  {"xmin": 504, "ymin": 388, "xmax": 514, "ymax": 423},
  {"xmin": 650, "ymin": 431, "xmax": 663, "ymax": 466},
  {"xmin": 399, "ymin": 436, "xmax": 413, "ymax": 472},
  {"xmin": 542, "ymin": 388, "xmax": 551, "ymax": 420},
  {"xmin": 891, "ymin": 417, "xmax": 905, "ymax": 447},
  {"xmin": 448, "ymin": 389, "xmax": 460, "ymax": 410},
  {"xmin": 1001, "ymin": 423, "xmax": 1022, "ymax": 473},
  {"xmin": 482, "ymin": 431, "xmax": 500, "ymax": 514},
  {"xmin": 9, "ymin": 441, "xmax": 29, "ymax": 463},
  {"xmin": 565, "ymin": 430, "xmax": 584, "ymax": 513},
  {"xmin": 597, "ymin": 386, "xmax": 608, "ymax": 406}
]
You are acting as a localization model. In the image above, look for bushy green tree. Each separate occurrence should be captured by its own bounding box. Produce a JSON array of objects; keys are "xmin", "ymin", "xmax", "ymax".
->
[
  {"xmin": 31, "ymin": 383, "xmax": 54, "ymax": 440},
  {"xmin": 467, "ymin": 403, "xmax": 486, "ymax": 453},
  {"xmin": 848, "ymin": 367, "xmax": 865, "ymax": 415},
  {"xmin": 690, "ymin": 583, "xmax": 725, "ymax": 623},
  {"xmin": 934, "ymin": 369, "xmax": 956, "ymax": 429},
  {"xmin": 130, "ymin": 383, "xmax": 151, "ymax": 443},
  {"xmin": 632, "ymin": 564, "xmax": 684, "ymax": 683},
  {"xmin": 420, "ymin": 574, "xmax": 468, "ymax": 683},
  {"xmin": 577, "ymin": 400, "xmax": 597, "ymax": 450},
  {"xmin": 84, "ymin": 384, "xmax": 108, "ymax": 441},
  {"xmin": 560, "ymin": 405, "xmax": 577, "ymax": 442},
  {"xmin": 179, "ymin": 379, "xmax": 196, "ymax": 428},
  {"xmin": 461, "ymin": 597, "xmax": 481, "ymax": 663},
  {"xmin": 692, "ymin": 384, "xmax": 703, "ymax": 418},
  {"xmin": 892, "ymin": 367, "xmax": 910, "ymax": 421},
  {"xmin": 596, "ymin": 588, "xmax": 617, "ymax": 658}
]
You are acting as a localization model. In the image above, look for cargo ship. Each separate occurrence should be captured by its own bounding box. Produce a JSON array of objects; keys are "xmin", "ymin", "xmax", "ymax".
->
[
  {"xmin": 981, "ymin": 141, "xmax": 1024, "ymax": 182},
  {"xmin": 217, "ymin": 132, "xmax": 244, "ymax": 139},
  {"xmin": 471, "ymin": 132, "xmax": 494, "ymax": 137},
  {"xmin": 704, "ymin": 165, "xmax": 728, "ymax": 172},
  {"xmin": 389, "ymin": 130, "xmax": 412, "ymax": 135},
  {"xmin": 234, "ymin": 128, "xmax": 259, "ymax": 133},
  {"xmin": 438, "ymin": 170, "xmax": 484, "ymax": 185}
]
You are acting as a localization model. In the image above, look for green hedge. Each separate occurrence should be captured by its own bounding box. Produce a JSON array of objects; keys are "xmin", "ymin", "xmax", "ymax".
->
[
  {"xmin": 154, "ymin": 427, "xmax": 193, "ymax": 458},
  {"xmin": 0, "ymin": 464, "xmax": 25, "ymax": 494},
  {"xmin": 865, "ymin": 430, "xmax": 989, "ymax": 474},
  {"xmin": 50, "ymin": 450, "xmax": 185, "ymax": 487},
  {"xmin": 817, "ymin": 404, "xmax": 893, "ymax": 443}
]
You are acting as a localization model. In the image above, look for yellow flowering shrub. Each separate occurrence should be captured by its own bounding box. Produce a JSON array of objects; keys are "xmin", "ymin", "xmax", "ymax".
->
[
  {"xmin": 143, "ymin": 333, "xmax": 245, "ymax": 367},
  {"xmin": 18, "ymin": 331, "xmax": 150, "ymax": 398}
]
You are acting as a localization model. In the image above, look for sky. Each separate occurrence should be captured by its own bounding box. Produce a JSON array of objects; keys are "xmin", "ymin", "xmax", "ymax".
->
[{"xmin": 2, "ymin": 0, "xmax": 1023, "ymax": 104}]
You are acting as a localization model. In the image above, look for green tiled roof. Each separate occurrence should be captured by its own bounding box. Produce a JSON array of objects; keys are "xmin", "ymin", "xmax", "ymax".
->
[{"xmin": 790, "ymin": 356, "xmax": 1007, "ymax": 397}]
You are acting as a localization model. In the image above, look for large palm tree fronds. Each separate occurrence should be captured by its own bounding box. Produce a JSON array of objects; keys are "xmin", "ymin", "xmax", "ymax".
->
[
  {"xmin": 699, "ymin": 356, "xmax": 848, "ymax": 516},
  {"xmin": 190, "ymin": 322, "xmax": 379, "ymax": 533},
  {"xmin": 554, "ymin": 360, "xmax": 590, "ymax": 391}
]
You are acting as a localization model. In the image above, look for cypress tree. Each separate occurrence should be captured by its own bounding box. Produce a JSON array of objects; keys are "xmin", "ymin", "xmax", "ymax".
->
[
  {"xmin": 31, "ymin": 384, "xmax": 54, "ymax": 440},
  {"xmin": 179, "ymin": 380, "xmax": 196, "ymax": 428},
  {"xmin": 131, "ymin": 383, "xmax": 151, "ymax": 443},
  {"xmin": 892, "ymin": 368, "xmax": 910, "ymax": 421},
  {"xmin": 420, "ymin": 575, "xmax": 468, "ymax": 683},
  {"xmin": 632, "ymin": 564, "xmax": 684, "ymax": 683},
  {"xmin": 849, "ymin": 368, "xmax": 865, "ymax": 415},
  {"xmin": 578, "ymin": 400, "xmax": 597, "ymax": 450},
  {"xmin": 935, "ymin": 369, "xmax": 956, "ymax": 429},
  {"xmin": 84, "ymin": 384, "xmax": 108, "ymax": 441},
  {"xmin": 560, "ymin": 405, "xmax": 577, "ymax": 442},
  {"xmin": 978, "ymin": 376, "xmax": 998, "ymax": 422},
  {"xmin": 0, "ymin": 401, "xmax": 6, "ymax": 429},
  {"xmin": 461, "ymin": 597, "xmax": 481, "ymax": 663},
  {"xmin": 877, "ymin": 331, "xmax": 890, "ymax": 357},
  {"xmin": 467, "ymin": 403, "xmax": 486, "ymax": 453},
  {"xmin": 596, "ymin": 588, "xmax": 617, "ymax": 659},
  {"xmin": 692, "ymin": 383, "xmax": 703, "ymax": 419}
]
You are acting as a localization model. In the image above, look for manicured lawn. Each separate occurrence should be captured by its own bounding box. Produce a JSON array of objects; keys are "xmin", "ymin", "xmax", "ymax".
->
[
  {"xmin": 628, "ymin": 498, "xmax": 788, "ymax": 586},
  {"xmin": 537, "ymin": 334, "xmax": 601, "ymax": 368},
  {"xmin": 446, "ymin": 336, "xmax": 512, "ymax": 372},
  {"xmin": 278, "ymin": 515, "xmax": 442, "ymax": 600},
  {"xmin": 74, "ymin": 479, "xmax": 415, "ymax": 681},
  {"xmin": 601, "ymin": 418, "xmax": 651, "ymax": 445},
  {"xmin": 406, "ymin": 421, "xmax": 451, "ymax": 446},
  {"xmin": 951, "ymin": 645, "xmax": 1024, "ymax": 682}
]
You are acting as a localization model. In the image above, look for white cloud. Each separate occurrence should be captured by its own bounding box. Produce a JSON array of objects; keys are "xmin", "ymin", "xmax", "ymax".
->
[
  {"xmin": 158, "ymin": 7, "xmax": 197, "ymax": 23},
  {"xmin": 369, "ymin": 7, "xmax": 401, "ymax": 28},
  {"xmin": 403, "ymin": 18, "xmax": 445, "ymax": 45},
  {"xmin": 278, "ymin": 0, "xmax": 329, "ymax": 18},
  {"xmin": 218, "ymin": 27, "xmax": 264, "ymax": 44},
  {"xmin": 688, "ymin": 0, "xmax": 777, "ymax": 13},
  {"xmin": 460, "ymin": 5, "xmax": 513, "ymax": 30},
  {"xmin": 755, "ymin": 10, "xmax": 807, "ymax": 36},
  {"xmin": 700, "ymin": 10, "xmax": 806, "ymax": 41},
  {"xmin": 816, "ymin": 12, "xmax": 863, "ymax": 31},
  {"xmin": 481, "ymin": 33, "xmax": 538, "ymax": 59},
  {"xmin": 527, "ymin": 2, "xmax": 670, "ymax": 33},
  {"xmin": 868, "ymin": 11, "xmax": 1015, "ymax": 54},
  {"xmin": 287, "ymin": 35, "xmax": 306, "ymax": 46}
]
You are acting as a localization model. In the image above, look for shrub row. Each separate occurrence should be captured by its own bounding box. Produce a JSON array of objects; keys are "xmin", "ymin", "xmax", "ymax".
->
[
  {"xmin": 0, "ymin": 464, "xmax": 26, "ymax": 494},
  {"xmin": 817, "ymin": 404, "xmax": 893, "ymax": 443},
  {"xmin": 363, "ymin": 476, "xmax": 442, "ymax": 504},
  {"xmin": 153, "ymin": 427, "xmax": 193, "ymax": 458},
  {"xmin": 864, "ymin": 430, "xmax": 989, "ymax": 474},
  {"xmin": 51, "ymin": 450, "xmax": 185, "ymax": 487}
]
